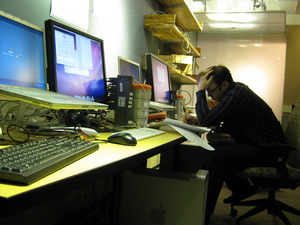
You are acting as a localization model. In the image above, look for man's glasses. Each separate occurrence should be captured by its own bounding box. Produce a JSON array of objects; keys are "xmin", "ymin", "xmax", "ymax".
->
[{"xmin": 207, "ymin": 83, "xmax": 220, "ymax": 95}]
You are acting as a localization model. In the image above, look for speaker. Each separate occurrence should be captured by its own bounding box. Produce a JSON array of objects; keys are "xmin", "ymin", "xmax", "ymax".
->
[{"xmin": 113, "ymin": 75, "xmax": 134, "ymax": 126}]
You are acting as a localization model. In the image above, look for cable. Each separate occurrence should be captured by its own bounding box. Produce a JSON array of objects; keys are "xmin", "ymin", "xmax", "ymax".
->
[
  {"xmin": 178, "ymin": 89, "xmax": 192, "ymax": 106},
  {"xmin": 6, "ymin": 124, "xmax": 29, "ymax": 143},
  {"xmin": 176, "ymin": 25, "xmax": 192, "ymax": 54},
  {"xmin": 0, "ymin": 100, "xmax": 60, "ymax": 126}
]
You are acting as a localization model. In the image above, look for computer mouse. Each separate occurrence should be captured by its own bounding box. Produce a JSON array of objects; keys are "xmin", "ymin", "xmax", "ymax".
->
[{"xmin": 107, "ymin": 132, "xmax": 137, "ymax": 146}]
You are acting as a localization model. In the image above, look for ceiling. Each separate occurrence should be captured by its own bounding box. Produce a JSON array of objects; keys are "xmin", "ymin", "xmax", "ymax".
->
[{"xmin": 188, "ymin": 0, "xmax": 300, "ymax": 33}]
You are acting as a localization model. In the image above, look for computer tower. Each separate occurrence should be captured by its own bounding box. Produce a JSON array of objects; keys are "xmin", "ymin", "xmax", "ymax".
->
[{"xmin": 116, "ymin": 168, "xmax": 208, "ymax": 225}]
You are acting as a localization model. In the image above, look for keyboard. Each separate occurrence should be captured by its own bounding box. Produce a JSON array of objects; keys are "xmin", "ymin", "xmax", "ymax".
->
[
  {"xmin": 0, "ymin": 137, "xmax": 99, "ymax": 185},
  {"xmin": 113, "ymin": 127, "xmax": 165, "ymax": 141}
]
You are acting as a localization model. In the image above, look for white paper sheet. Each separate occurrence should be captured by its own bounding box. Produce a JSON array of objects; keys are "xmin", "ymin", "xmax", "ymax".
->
[{"xmin": 168, "ymin": 124, "xmax": 215, "ymax": 151}]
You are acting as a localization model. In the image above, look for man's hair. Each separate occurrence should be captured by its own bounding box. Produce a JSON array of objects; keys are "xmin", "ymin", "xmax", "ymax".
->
[{"xmin": 208, "ymin": 65, "xmax": 233, "ymax": 85}]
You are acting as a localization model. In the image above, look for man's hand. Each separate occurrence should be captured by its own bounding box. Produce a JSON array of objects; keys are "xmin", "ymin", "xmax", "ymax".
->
[
  {"xmin": 183, "ymin": 114, "xmax": 198, "ymax": 125},
  {"xmin": 197, "ymin": 68, "xmax": 214, "ymax": 91}
]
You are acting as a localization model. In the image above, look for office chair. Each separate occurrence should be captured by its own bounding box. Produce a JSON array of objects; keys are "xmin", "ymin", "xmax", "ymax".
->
[{"xmin": 229, "ymin": 97, "xmax": 300, "ymax": 225}]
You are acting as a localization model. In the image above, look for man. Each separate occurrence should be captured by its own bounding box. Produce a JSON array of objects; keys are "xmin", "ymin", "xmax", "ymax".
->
[{"xmin": 193, "ymin": 65, "xmax": 287, "ymax": 224}]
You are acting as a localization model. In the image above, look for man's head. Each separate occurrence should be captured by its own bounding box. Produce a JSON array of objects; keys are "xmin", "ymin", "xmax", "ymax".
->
[
  {"xmin": 205, "ymin": 65, "xmax": 233, "ymax": 101},
  {"xmin": 207, "ymin": 65, "xmax": 233, "ymax": 85}
]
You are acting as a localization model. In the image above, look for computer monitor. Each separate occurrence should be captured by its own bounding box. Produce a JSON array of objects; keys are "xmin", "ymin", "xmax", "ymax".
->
[
  {"xmin": 45, "ymin": 19, "xmax": 108, "ymax": 104},
  {"xmin": 118, "ymin": 56, "xmax": 140, "ymax": 83},
  {"xmin": 145, "ymin": 54, "xmax": 171, "ymax": 104},
  {"xmin": 0, "ymin": 10, "xmax": 46, "ymax": 89}
]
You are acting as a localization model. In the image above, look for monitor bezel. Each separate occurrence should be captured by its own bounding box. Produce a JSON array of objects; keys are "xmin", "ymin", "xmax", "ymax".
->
[{"xmin": 44, "ymin": 19, "xmax": 108, "ymax": 104}]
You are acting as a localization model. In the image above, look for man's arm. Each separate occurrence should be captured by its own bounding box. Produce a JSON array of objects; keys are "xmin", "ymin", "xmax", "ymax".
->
[{"xmin": 196, "ymin": 89, "xmax": 242, "ymax": 127}]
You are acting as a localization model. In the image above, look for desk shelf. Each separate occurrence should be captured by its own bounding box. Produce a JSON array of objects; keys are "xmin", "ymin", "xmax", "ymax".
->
[
  {"xmin": 170, "ymin": 71, "xmax": 197, "ymax": 84},
  {"xmin": 155, "ymin": 55, "xmax": 197, "ymax": 84},
  {"xmin": 144, "ymin": 14, "xmax": 201, "ymax": 57},
  {"xmin": 158, "ymin": 0, "xmax": 204, "ymax": 32},
  {"xmin": 144, "ymin": 0, "xmax": 202, "ymax": 84}
]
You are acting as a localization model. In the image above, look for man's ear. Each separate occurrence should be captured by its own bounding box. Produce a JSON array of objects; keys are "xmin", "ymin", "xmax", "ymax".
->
[{"xmin": 222, "ymin": 80, "xmax": 230, "ymax": 90}]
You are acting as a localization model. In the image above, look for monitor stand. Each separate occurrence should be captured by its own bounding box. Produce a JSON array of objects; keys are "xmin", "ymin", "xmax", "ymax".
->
[
  {"xmin": 16, "ymin": 101, "xmax": 64, "ymax": 128},
  {"xmin": 16, "ymin": 101, "xmax": 27, "ymax": 125}
]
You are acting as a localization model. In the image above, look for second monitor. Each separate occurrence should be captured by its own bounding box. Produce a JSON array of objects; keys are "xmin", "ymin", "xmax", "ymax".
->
[
  {"xmin": 145, "ymin": 54, "xmax": 172, "ymax": 105},
  {"xmin": 45, "ymin": 19, "xmax": 108, "ymax": 104},
  {"xmin": 145, "ymin": 54, "xmax": 175, "ymax": 112}
]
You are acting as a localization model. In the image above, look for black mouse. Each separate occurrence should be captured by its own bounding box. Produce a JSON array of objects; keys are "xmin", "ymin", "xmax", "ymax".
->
[{"xmin": 107, "ymin": 132, "xmax": 137, "ymax": 146}]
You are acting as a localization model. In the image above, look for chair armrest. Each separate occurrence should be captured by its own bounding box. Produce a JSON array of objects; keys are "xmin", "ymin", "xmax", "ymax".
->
[
  {"xmin": 257, "ymin": 143, "xmax": 294, "ymax": 162},
  {"xmin": 257, "ymin": 143, "xmax": 295, "ymax": 151}
]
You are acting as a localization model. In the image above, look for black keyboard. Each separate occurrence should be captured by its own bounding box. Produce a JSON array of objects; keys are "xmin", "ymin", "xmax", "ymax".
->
[{"xmin": 0, "ymin": 137, "xmax": 99, "ymax": 185}]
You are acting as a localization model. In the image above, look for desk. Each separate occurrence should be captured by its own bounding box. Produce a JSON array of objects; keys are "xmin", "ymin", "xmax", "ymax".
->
[{"xmin": 0, "ymin": 132, "xmax": 185, "ymax": 219}]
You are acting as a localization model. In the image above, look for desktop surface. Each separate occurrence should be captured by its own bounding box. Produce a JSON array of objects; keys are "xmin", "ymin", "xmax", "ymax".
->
[{"xmin": 0, "ymin": 132, "xmax": 185, "ymax": 217}]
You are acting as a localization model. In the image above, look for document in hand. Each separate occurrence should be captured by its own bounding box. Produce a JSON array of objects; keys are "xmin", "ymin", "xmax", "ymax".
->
[{"xmin": 161, "ymin": 118, "xmax": 214, "ymax": 151}]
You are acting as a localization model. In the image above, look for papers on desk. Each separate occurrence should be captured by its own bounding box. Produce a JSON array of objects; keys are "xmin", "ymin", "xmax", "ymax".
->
[{"xmin": 149, "ymin": 118, "xmax": 214, "ymax": 151}]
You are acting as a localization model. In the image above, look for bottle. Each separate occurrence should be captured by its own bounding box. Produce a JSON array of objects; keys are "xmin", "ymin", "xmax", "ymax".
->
[
  {"xmin": 131, "ymin": 84, "xmax": 152, "ymax": 127},
  {"xmin": 175, "ymin": 94, "xmax": 185, "ymax": 121}
]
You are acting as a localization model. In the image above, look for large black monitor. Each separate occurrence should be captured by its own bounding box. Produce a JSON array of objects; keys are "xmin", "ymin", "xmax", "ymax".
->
[
  {"xmin": 118, "ymin": 56, "xmax": 140, "ymax": 83},
  {"xmin": 0, "ymin": 10, "xmax": 46, "ymax": 89},
  {"xmin": 45, "ymin": 19, "xmax": 108, "ymax": 103},
  {"xmin": 145, "ymin": 54, "xmax": 171, "ymax": 104}
]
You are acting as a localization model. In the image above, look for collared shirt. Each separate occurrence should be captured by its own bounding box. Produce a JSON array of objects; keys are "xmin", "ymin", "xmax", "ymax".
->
[{"xmin": 196, "ymin": 82, "xmax": 287, "ymax": 145}]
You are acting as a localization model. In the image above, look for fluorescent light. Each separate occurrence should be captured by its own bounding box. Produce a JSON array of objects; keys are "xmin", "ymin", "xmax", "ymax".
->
[
  {"xmin": 208, "ymin": 23, "xmax": 255, "ymax": 29},
  {"xmin": 206, "ymin": 0, "xmax": 254, "ymax": 12},
  {"xmin": 206, "ymin": 0, "xmax": 258, "ymax": 12},
  {"xmin": 207, "ymin": 13, "xmax": 256, "ymax": 22}
]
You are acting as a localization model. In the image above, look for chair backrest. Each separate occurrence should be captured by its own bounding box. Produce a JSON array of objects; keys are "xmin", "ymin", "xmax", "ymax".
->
[{"xmin": 285, "ymin": 97, "xmax": 300, "ymax": 169}]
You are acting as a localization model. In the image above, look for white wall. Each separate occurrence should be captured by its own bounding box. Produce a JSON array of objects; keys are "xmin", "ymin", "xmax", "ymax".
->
[
  {"xmin": 182, "ymin": 33, "xmax": 286, "ymax": 121},
  {"xmin": 88, "ymin": 0, "xmax": 157, "ymax": 78}
]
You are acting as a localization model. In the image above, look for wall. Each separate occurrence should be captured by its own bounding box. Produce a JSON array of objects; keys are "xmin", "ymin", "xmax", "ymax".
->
[
  {"xmin": 284, "ymin": 25, "xmax": 300, "ymax": 107},
  {"xmin": 182, "ymin": 33, "xmax": 286, "ymax": 121}
]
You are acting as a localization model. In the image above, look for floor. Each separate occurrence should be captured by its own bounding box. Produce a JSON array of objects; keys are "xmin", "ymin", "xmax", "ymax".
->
[{"xmin": 210, "ymin": 185, "xmax": 300, "ymax": 225}]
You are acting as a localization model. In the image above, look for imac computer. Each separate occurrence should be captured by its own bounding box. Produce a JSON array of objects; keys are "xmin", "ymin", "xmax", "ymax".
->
[
  {"xmin": 0, "ymin": 10, "xmax": 46, "ymax": 89},
  {"xmin": 145, "ymin": 54, "xmax": 175, "ymax": 110},
  {"xmin": 118, "ymin": 56, "xmax": 141, "ymax": 83},
  {"xmin": 45, "ymin": 19, "xmax": 108, "ymax": 105}
]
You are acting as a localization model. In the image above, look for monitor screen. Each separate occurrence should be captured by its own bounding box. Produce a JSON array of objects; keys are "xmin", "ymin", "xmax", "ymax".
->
[
  {"xmin": 0, "ymin": 10, "xmax": 46, "ymax": 89},
  {"xmin": 45, "ymin": 19, "xmax": 108, "ymax": 103},
  {"xmin": 145, "ymin": 54, "xmax": 171, "ymax": 104},
  {"xmin": 118, "ymin": 56, "xmax": 140, "ymax": 83}
]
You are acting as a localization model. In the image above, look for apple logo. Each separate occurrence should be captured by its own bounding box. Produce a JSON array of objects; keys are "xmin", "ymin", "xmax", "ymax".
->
[{"xmin": 150, "ymin": 205, "xmax": 166, "ymax": 225}]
